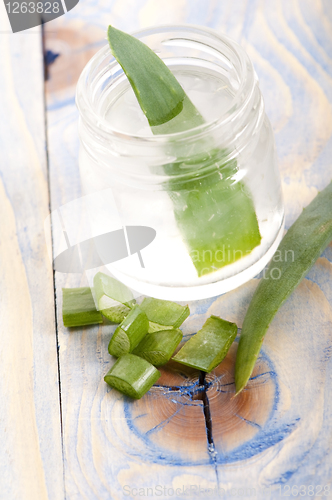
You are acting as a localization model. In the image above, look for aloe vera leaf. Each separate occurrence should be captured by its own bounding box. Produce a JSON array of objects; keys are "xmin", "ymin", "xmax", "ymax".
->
[
  {"xmin": 94, "ymin": 272, "xmax": 135, "ymax": 322},
  {"xmin": 151, "ymin": 95, "xmax": 205, "ymax": 134},
  {"xmin": 235, "ymin": 181, "xmax": 332, "ymax": 394},
  {"xmin": 107, "ymin": 26, "xmax": 185, "ymax": 127},
  {"xmin": 62, "ymin": 288, "xmax": 103, "ymax": 327},
  {"xmin": 104, "ymin": 353, "xmax": 161, "ymax": 399},
  {"xmin": 172, "ymin": 315, "xmax": 237, "ymax": 372},
  {"xmin": 132, "ymin": 328, "xmax": 183, "ymax": 366},
  {"xmin": 108, "ymin": 304, "xmax": 149, "ymax": 357},
  {"xmin": 107, "ymin": 27, "xmax": 261, "ymax": 275},
  {"xmin": 139, "ymin": 297, "xmax": 190, "ymax": 328},
  {"xmin": 166, "ymin": 154, "xmax": 261, "ymax": 276}
]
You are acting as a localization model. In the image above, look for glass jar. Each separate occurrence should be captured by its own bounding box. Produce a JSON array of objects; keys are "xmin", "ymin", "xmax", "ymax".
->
[{"xmin": 76, "ymin": 25, "xmax": 284, "ymax": 301}]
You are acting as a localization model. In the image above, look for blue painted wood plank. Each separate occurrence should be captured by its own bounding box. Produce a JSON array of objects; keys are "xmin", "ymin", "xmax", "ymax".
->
[
  {"xmin": 0, "ymin": 6, "xmax": 64, "ymax": 500},
  {"xmin": 45, "ymin": 1, "xmax": 332, "ymax": 498}
]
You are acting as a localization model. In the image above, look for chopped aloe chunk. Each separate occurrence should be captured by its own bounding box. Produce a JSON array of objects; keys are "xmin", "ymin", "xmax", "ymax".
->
[
  {"xmin": 140, "ymin": 297, "xmax": 190, "ymax": 328},
  {"xmin": 100, "ymin": 303, "xmax": 131, "ymax": 323},
  {"xmin": 108, "ymin": 304, "xmax": 149, "ymax": 357},
  {"xmin": 172, "ymin": 316, "xmax": 237, "ymax": 372},
  {"xmin": 147, "ymin": 322, "xmax": 174, "ymax": 334},
  {"xmin": 93, "ymin": 272, "xmax": 135, "ymax": 323},
  {"xmin": 132, "ymin": 328, "xmax": 183, "ymax": 366},
  {"xmin": 62, "ymin": 287, "xmax": 103, "ymax": 327},
  {"xmin": 94, "ymin": 271, "xmax": 135, "ymax": 307},
  {"xmin": 104, "ymin": 353, "xmax": 161, "ymax": 399}
]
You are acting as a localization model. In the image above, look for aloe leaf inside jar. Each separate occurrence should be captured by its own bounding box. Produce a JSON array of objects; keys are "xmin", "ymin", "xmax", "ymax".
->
[{"xmin": 104, "ymin": 27, "xmax": 263, "ymax": 280}]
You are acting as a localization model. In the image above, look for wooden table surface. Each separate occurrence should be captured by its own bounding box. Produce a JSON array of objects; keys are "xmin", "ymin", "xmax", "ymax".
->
[{"xmin": 1, "ymin": 1, "xmax": 332, "ymax": 499}]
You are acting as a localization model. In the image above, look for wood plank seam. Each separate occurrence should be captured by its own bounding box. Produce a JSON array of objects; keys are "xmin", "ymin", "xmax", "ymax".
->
[{"xmin": 41, "ymin": 21, "xmax": 67, "ymax": 500}]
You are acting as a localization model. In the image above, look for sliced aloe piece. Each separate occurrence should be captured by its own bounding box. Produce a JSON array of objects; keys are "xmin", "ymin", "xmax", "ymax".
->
[
  {"xmin": 140, "ymin": 297, "xmax": 190, "ymax": 328},
  {"xmin": 132, "ymin": 328, "xmax": 183, "ymax": 366},
  {"xmin": 106, "ymin": 27, "xmax": 261, "ymax": 276},
  {"xmin": 107, "ymin": 26, "xmax": 185, "ymax": 127},
  {"xmin": 147, "ymin": 322, "xmax": 174, "ymax": 334},
  {"xmin": 167, "ymin": 155, "xmax": 262, "ymax": 276},
  {"xmin": 172, "ymin": 316, "xmax": 237, "ymax": 372},
  {"xmin": 108, "ymin": 304, "xmax": 149, "ymax": 357},
  {"xmin": 104, "ymin": 353, "xmax": 161, "ymax": 399},
  {"xmin": 151, "ymin": 94, "xmax": 205, "ymax": 134},
  {"xmin": 100, "ymin": 301, "xmax": 131, "ymax": 324},
  {"xmin": 94, "ymin": 272, "xmax": 135, "ymax": 323},
  {"xmin": 62, "ymin": 287, "xmax": 103, "ymax": 327}
]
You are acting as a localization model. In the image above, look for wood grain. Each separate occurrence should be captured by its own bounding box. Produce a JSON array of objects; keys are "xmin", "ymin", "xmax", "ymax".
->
[
  {"xmin": 44, "ymin": 0, "xmax": 332, "ymax": 498},
  {"xmin": 0, "ymin": 4, "xmax": 64, "ymax": 500}
]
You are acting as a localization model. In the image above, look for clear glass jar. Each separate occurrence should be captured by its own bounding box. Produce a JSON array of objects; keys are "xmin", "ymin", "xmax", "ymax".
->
[{"xmin": 76, "ymin": 25, "xmax": 284, "ymax": 301}]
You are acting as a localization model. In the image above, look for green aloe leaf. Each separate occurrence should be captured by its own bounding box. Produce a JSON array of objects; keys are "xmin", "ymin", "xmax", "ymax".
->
[
  {"xmin": 235, "ymin": 181, "xmax": 332, "ymax": 394},
  {"xmin": 107, "ymin": 26, "xmax": 185, "ymax": 127},
  {"xmin": 107, "ymin": 26, "xmax": 261, "ymax": 276},
  {"xmin": 166, "ymin": 153, "xmax": 261, "ymax": 276}
]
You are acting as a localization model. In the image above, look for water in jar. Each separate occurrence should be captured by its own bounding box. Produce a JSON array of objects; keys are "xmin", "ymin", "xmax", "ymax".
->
[{"xmin": 79, "ymin": 65, "xmax": 284, "ymax": 299}]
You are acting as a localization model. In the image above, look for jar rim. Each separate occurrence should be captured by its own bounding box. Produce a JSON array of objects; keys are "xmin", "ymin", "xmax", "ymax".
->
[{"xmin": 76, "ymin": 24, "xmax": 256, "ymax": 145}]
